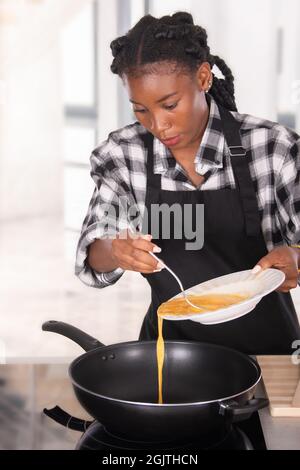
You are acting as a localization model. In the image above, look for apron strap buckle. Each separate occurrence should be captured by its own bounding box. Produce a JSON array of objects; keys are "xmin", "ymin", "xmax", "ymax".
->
[{"xmin": 228, "ymin": 146, "xmax": 247, "ymax": 157}]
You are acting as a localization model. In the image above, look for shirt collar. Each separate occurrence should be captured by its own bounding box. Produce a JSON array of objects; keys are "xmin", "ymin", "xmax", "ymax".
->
[{"xmin": 152, "ymin": 94, "xmax": 226, "ymax": 177}]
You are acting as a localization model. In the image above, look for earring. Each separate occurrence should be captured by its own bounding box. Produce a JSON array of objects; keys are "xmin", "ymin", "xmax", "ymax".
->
[{"xmin": 205, "ymin": 77, "xmax": 213, "ymax": 93}]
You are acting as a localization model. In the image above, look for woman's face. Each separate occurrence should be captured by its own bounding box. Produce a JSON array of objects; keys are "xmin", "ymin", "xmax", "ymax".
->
[{"xmin": 123, "ymin": 62, "xmax": 211, "ymax": 152}]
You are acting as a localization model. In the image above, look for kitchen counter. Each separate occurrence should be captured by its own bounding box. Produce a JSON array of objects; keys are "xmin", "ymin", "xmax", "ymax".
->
[
  {"xmin": 256, "ymin": 382, "xmax": 300, "ymax": 450},
  {"xmin": 0, "ymin": 362, "xmax": 299, "ymax": 450}
]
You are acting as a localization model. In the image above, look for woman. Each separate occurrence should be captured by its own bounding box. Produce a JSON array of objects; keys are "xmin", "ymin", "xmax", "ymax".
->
[{"xmin": 75, "ymin": 12, "xmax": 300, "ymax": 354}]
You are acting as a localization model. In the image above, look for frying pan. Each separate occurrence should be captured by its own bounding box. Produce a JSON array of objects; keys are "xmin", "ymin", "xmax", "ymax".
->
[{"xmin": 42, "ymin": 321, "xmax": 268, "ymax": 444}]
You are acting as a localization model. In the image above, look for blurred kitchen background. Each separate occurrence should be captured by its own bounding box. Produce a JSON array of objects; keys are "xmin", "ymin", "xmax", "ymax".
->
[{"xmin": 0, "ymin": 0, "xmax": 300, "ymax": 361}]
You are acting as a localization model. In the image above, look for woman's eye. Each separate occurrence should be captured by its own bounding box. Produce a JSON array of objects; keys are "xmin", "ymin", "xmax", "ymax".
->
[
  {"xmin": 164, "ymin": 103, "xmax": 178, "ymax": 110},
  {"xmin": 133, "ymin": 102, "xmax": 178, "ymax": 114}
]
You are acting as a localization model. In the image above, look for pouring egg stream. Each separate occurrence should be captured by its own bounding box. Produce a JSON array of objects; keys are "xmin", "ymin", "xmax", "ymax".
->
[{"xmin": 156, "ymin": 293, "xmax": 249, "ymax": 404}]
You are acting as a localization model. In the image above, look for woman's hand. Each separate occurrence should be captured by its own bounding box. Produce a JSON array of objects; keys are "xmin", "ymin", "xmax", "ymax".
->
[
  {"xmin": 111, "ymin": 230, "xmax": 163, "ymax": 274},
  {"xmin": 252, "ymin": 246, "xmax": 300, "ymax": 292}
]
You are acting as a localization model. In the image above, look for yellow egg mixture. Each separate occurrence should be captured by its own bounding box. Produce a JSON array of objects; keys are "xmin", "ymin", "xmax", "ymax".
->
[{"xmin": 156, "ymin": 293, "xmax": 249, "ymax": 404}]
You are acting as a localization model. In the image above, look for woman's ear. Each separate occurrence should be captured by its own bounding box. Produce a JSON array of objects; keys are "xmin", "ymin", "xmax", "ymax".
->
[{"xmin": 195, "ymin": 62, "xmax": 212, "ymax": 92}]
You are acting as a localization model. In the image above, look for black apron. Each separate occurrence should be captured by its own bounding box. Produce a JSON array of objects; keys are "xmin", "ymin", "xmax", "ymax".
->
[{"xmin": 138, "ymin": 102, "xmax": 300, "ymax": 355}]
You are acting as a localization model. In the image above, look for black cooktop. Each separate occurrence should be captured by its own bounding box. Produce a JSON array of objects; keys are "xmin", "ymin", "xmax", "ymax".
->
[{"xmin": 75, "ymin": 421, "xmax": 253, "ymax": 451}]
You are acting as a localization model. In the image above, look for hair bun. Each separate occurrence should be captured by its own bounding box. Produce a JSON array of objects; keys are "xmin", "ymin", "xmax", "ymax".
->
[
  {"xmin": 172, "ymin": 12, "xmax": 194, "ymax": 25},
  {"xmin": 110, "ymin": 36, "xmax": 127, "ymax": 58}
]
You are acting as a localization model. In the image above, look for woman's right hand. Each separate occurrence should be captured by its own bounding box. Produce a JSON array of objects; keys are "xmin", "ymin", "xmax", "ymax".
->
[{"xmin": 111, "ymin": 230, "xmax": 164, "ymax": 274}]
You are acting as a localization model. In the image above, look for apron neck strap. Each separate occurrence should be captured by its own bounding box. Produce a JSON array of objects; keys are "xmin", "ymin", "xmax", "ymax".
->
[
  {"xmin": 218, "ymin": 104, "xmax": 261, "ymax": 237},
  {"xmin": 218, "ymin": 105, "xmax": 246, "ymax": 157},
  {"xmin": 141, "ymin": 131, "xmax": 161, "ymax": 188}
]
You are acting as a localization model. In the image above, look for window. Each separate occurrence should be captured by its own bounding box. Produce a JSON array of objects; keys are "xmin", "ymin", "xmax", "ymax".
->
[{"xmin": 62, "ymin": 1, "xmax": 148, "ymax": 261}]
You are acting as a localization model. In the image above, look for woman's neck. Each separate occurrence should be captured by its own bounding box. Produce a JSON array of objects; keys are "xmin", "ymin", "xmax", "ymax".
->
[{"xmin": 172, "ymin": 102, "xmax": 210, "ymax": 164}]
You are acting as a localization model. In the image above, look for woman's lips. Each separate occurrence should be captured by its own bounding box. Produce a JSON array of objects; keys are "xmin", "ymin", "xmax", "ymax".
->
[{"xmin": 161, "ymin": 135, "xmax": 181, "ymax": 147}]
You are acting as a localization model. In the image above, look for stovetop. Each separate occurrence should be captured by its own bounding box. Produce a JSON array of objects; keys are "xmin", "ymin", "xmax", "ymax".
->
[{"xmin": 75, "ymin": 420, "xmax": 256, "ymax": 451}]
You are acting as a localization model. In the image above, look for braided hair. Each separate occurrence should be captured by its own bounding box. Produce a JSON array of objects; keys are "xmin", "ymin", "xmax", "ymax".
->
[{"xmin": 110, "ymin": 11, "xmax": 237, "ymax": 112}]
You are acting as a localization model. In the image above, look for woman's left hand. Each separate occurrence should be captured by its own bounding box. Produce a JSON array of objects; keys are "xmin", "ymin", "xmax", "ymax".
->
[{"xmin": 253, "ymin": 246, "xmax": 300, "ymax": 293}]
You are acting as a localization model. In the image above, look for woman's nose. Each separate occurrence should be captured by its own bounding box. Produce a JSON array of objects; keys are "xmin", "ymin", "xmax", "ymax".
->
[{"xmin": 150, "ymin": 114, "xmax": 171, "ymax": 134}]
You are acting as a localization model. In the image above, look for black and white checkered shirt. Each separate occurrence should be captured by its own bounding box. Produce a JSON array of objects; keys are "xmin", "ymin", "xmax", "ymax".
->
[{"xmin": 75, "ymin": 95, "xmax": 300, "ymax": 288}]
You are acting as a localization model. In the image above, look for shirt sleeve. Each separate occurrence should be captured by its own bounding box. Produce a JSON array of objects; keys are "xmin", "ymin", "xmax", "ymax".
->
[
  {"xmin": 275, "ymin": 136, "xmax": 300, "ymax": 246},
  {"xmin": 75, "ymin": 138, "xmax": 142, "ymax": 289}
]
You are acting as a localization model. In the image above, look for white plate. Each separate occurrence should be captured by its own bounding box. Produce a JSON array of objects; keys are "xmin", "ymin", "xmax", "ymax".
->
[{"xmin": 160, "ymin": 269, "xmax": 285, "ymax": 325}]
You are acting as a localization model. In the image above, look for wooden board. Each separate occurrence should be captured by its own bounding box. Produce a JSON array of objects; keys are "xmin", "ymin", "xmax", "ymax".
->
[{"xmin": 257, "ymin": 356, "xmax": 300, "ymax": 417}]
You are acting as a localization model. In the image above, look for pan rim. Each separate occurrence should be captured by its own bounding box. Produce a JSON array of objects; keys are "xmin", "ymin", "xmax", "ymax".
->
[{"xmin": 68, "ymin": 341, "xmax": 262, "ymax": 407}]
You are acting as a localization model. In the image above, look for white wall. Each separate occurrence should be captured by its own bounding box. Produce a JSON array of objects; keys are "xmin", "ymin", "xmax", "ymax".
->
[
  {"xmin": 276, "ymin": 0, "xmax": 300, "ymax": 131},
  {"xmin": 0, "ymin": 2, "xmax": 64, "ymax": 221},
  {"xmin": 193, "ymin": 0, "xmax": 278, "ymax": 119},
  {"xmin": 0, "ymin": 40, "xmax": 64, "ymax": 220},
  {"xmin": 97, "ymin": 0, "xmax": 119, "ymax": 141},
  {"xmin": 0, "ymin": 0, "xmax": 93, "ymax": 221},
  {"xmin": 150, "ymin": 0, "xmax": 192, "ymax": 17}
]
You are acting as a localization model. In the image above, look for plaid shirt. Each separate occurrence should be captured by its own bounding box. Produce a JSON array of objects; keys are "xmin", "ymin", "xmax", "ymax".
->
[{"xmin": 75, "ymin": 95, "xmax": 300, "ymax": 288}]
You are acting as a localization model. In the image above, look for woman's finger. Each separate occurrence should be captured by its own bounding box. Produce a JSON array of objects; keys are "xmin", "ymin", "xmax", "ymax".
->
[
  {"xmin": 131, "ymin": 237, "xmax": 161, "ymax": 254},
  {"xmin": 118, "ymin": 252, "xmax": 161, "ymax": 273},
  {"xmin": 131, "ymin": 249, "xmax": 161, "ymax": 268}
]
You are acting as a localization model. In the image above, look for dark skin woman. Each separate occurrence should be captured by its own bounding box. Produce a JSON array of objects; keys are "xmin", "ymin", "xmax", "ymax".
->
[
  {"xmin": 96, "ymin": 64, "xmax": 300, "ymax": 291},
  {"xmin": 78, "ymin": 11, "xmax": 300, "ymax": 354}
]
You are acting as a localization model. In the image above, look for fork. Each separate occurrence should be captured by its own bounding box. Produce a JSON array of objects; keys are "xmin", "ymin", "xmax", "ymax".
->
[{"xmin": 149, "ymin": 251, "xmax": 205, "ymax": 310}]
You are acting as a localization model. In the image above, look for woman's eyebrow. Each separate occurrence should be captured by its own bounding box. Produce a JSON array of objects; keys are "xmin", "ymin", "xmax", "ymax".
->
[{"xmin": 129, "ymin": 92, "xmax": 179, "ymax": 105}]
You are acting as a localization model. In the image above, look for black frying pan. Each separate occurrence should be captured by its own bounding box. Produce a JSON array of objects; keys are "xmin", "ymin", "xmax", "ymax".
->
[{"xmin": 42, "ymin": 321, "xmax": 268, "ymax": 444}]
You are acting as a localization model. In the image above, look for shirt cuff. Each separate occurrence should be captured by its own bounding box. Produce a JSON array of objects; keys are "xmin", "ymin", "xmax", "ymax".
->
[
  {"xmin": 75, "ymin": 224, "xmax": 125, "ymax": 288},
  {"xmin": 76, "ymin": 262, "xmax": 124, "ymax": 289}
]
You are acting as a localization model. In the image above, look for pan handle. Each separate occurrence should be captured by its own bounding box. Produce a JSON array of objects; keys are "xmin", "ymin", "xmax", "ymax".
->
[
  {"xmin": 219, "ymin": 398, "xmax": 269, "ymax": 422},
  {"xmin": 44, "ymin": 406, "xmax": 93, "ymax": 432},
  {"xmin": 42, "ymin": 320, "xmax": 105, "ymax": 351}
]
